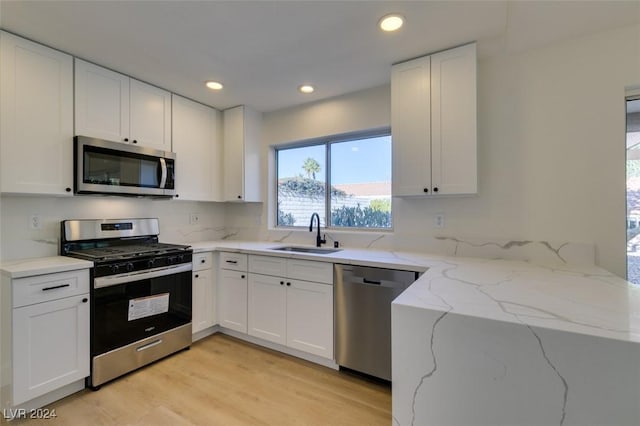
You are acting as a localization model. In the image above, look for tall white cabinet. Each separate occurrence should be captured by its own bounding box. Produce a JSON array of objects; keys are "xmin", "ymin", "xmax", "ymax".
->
[
  {"xmin": 191, "ymin": 252, "xmax": 216, "ymax": 335},
  {"xmin": 0, "ymin": 31, "xmax": 74, "ymax": 196},
  {"xmin": 75, "ymin": 59, "xmax": 172, "ymax": 150},
  {"xmin": 222, "ymin": 106, "xmax": 262, "ymax": 202},
  {"xmin": 392, "ymin": 42, "xmax": 477, "ymax": 196},
  {"xmin": 217, "ymin": 252, "xmax": 249, "ymax": 333},
  {"xmin": 172, "ymin": 95, "xmax": 222, "ymax": 201}
]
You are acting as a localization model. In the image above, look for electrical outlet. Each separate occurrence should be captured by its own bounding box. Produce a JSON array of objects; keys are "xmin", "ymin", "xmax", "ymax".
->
[
  {"xmin": 30, "ymin": 214, "xmax": 42, "ymax": 230},
  {"xmin": 189, "ymin": 213, "xmax": 200, "ymax": 225},
  {"xmin": 434, "ymin": 214, "xmax": 445, "ymax": 229}
]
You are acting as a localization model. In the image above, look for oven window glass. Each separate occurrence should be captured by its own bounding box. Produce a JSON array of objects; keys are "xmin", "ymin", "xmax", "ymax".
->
[
  {"xmin": 92, "ymin": 270, "xmax": 191, "ymax": 355},
  {"xmin": 84, "ymin": 146, "xmax": 161, "ymax": 188}
]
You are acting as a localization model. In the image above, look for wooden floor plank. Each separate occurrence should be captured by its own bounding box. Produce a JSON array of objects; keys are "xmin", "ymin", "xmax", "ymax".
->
[{"xmin": 8, "ymin": 334, "xmax": 391, "ymax": 425}]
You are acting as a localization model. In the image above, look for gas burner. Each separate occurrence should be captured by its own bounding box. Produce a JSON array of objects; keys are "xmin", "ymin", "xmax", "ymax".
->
[
  {"xmin": 60, "ymin": 218, "xmax": 192, "ymax": 276},
  {"xmin": 66, "ymin": 243, "xmax": 190, "ymax": 262}
]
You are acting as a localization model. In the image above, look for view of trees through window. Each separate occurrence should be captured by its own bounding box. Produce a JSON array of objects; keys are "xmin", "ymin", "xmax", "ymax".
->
[
  {"xmin": 277, "ymin": 133, "xmax": 392, "ymax": 229},
  {"xmin": 626, "ymin": 97, "xmax": 640, "ymax": 285}
]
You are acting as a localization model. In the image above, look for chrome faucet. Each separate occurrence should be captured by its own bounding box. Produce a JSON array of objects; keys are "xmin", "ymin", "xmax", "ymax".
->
[{"xmin": 309, "ymin": 213, "xmax": 326, "ymax": 248}]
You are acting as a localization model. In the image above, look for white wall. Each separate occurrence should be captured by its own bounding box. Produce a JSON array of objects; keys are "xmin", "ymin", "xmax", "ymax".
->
[
  {"xmin": 256, "ymin": 24, "xmax": 640, "ymax": 278},
  {"xmin": 0, "ymin": 24, "xmax": 636, "ymax": 277},
  {"xmin": 0, "ymin": 196, "xmax": 226, "ymax": 260}
]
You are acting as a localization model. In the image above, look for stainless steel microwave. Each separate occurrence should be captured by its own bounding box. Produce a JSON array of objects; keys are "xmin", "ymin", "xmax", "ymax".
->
[{"xmin": 74, "ymin": 136, "xmax": 176, "ymax": 197}]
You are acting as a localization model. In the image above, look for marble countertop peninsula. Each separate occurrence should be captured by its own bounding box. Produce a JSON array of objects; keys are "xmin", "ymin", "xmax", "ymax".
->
[{"xmin": 188, "ymin": 240, "xmax": 640, "ymax": 345}]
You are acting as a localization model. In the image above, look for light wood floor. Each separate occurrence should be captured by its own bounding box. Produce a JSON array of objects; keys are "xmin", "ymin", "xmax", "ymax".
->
[{"xmin": 11, "ymin": 334, "xmax": 391, "ymax": 425}]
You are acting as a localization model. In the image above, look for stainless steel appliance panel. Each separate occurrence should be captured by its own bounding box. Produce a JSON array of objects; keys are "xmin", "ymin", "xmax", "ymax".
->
[
  {"xmin": 74, "ymin": 136, "xmax": 176, "ymax": 197},
  {"xmin": 334, "ymin": 264, "xmax": 418, "ymax": 381},
  {"xmin": 63, "ymin": 218, "xmax": 160, "ymax": 242},
  {"xmin": 91, "ymin": 323, "xmax": 191, "ymax": 387}
]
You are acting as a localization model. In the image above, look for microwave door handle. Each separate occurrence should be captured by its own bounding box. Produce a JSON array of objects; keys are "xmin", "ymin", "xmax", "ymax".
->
[{"xmin": 159, "ymin": 158, "xmax": 167, "ymax": 189}]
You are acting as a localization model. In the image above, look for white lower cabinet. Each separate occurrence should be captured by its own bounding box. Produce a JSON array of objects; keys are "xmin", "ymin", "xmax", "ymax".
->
[
  {"xmin": 285, "ymin": 279, "xmax": 333, "ymax": 358},
  {"xmin": 218, "ymin": 266, "xmax": 248, "ymax": 333},
  {"xmin": 13, "ymin": 294, "xmax": 89, "ymax": 405},
  {"xmin": 2, "ymin": 267, "xmax": 90, "ymax": 408},
  {"xmin": 247, "ymin": 255, "xmax": 333, "ymax": 359},
  {"xmin": 192, "ymin": 252, "xmax": 216, "ymax": 335},
  {"xmin": 217, "ymin": 253, "xmax": 334, "ymax": 360},
  {"xmin": 248, "ymin": 274, "xmax": 286, "ymax": 345}
]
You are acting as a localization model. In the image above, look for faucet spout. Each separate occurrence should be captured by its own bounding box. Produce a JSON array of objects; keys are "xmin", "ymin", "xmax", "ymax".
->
[{"xmin": 309, "ymin": 213, "xmax": 326, "ymax": 247}]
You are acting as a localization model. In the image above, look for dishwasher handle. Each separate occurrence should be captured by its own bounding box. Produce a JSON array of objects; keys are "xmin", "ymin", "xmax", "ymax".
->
[{"xmin": 350, "ymin": 275, "xmax": 408, "ymax": 289}]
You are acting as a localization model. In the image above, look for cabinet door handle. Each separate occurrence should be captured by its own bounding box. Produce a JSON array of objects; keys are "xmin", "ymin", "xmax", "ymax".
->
[
  {"xmin": 241, "ymin": 275, "xmax": 246, "ymax": 279},
  {"xmin": 280, "ymin": 281, "xmax": 284, "ymax": 285},
  {"xmin": 195, "ymin": 274, "xmax": 199, "ymax": 278},
  {"xmin": 42, "ymin": 284, "xmax": 70, "ymax": 291},
  {"xmin": 423, "ymin": 188, "xmax": 429, "ymax": 193},
  {"xmin": 226, "ymin": 260, "xmax": 238, "ymax": 264},
  {"xmin": 433, "ymin": 187, "xmax": 439, "ymax": 193},
  {"xmin": 286, "ymin": 282, "xmax": 291, "ymax": 286},
  {"xmin": 124, "ymin": 138, "xmax": 129, "ymax": 142},
  {"xmin": 201, "ymin": 259, "xmax": 206, "ymax": 264},
  {"xmin": 82, "ymin": 298, "xmax": 88, "ymax": 303}
]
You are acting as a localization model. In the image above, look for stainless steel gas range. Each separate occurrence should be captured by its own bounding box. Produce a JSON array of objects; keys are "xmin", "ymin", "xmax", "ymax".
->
[{"xmin": 61, "ymin": 218, "xmax": 192, "ymax": 389}]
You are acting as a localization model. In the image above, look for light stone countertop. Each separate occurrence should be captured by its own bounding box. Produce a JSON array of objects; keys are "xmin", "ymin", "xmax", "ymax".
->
[
  {"xmin": 187, "ymin": 240, "xmax": 640, "ymax": 345},
  {"xmin": 0, "ymin": 256, "xmax": 94, "ymax": 278}
]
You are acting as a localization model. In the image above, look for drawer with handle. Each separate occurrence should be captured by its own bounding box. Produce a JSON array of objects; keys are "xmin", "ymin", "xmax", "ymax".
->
[
  {"xmin": 12, "ymin": 269, "xmax": 90, "ymax": 308},
  {"xmin": 193, "ymin": 252, "xmax": 213, "ymax": 272},
  {"xmin": 219, "ymin": 252, "xmax": 247, "ymax": 271}
]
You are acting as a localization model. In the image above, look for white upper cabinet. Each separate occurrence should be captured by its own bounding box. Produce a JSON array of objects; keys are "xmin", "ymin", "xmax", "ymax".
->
[
  {"xmin": 172, "ymin": 94, "xmax": 222, "ymax": 201},
  {"xmin": 391, "ymin": 55, "xmax": 432, "ymax": 197},
  {"xmin": 223, "ymin": 105, "xmax": 262, "ymax": 202},
  {"xmin": 392, "ymin": 42, "xmax": 477, "ymax": 196},
  {"xmin": 74, "ymin": 59, "xmax": 129, "ymax": 143},
  {"xmin": 0, "ymin": 31, "xmax": 74, "ymax": 196},
  {"xmin": 75, "ymin": 59, "xmax": 172, "ymax": 150},
  {"xmin": 129, "ymin": 79, "xmax": 172, "ymax": 150}
]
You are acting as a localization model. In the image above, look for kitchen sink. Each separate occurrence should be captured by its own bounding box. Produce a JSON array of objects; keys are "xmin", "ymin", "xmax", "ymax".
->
[{"xmin": 270, "ymin": 246, "xmax": 342, "ymax": 254}]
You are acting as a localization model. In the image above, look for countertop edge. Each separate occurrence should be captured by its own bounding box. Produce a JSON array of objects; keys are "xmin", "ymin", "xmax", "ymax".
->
[{"xmin": 1, "ymin": 256, "xmax": 94, "ymax": 278}]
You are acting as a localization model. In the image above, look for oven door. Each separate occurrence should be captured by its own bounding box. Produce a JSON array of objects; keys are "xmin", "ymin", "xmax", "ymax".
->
[{"xmin": 92, "ymin": 264, "xmax": 191, "ymax": 356}]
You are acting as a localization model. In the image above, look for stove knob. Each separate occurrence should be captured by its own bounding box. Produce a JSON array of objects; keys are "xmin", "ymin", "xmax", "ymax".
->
[
  {"xmin": 126, "ymin": 262, "xmax": 134, "ymax": 272},
  {"xmin": 110, "ymin": 264, "xmax": 120, "ymax": 274},
  {"xmin": 177, "ymin": 254, "xmax": 184, "ymax": 263},
  {"xmin": 167, "ymin": 256, "xmax": 176, "ymax": 265},
  {"xmin": 147, "ymin": 259, "xmax": 156, "ymax": 268}
]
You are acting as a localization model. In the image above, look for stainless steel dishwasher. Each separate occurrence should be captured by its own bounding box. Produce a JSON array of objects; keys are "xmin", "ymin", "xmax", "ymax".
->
[{"xmin": 334, "ymin": 264, "xmax": 419, "ymax": 381}]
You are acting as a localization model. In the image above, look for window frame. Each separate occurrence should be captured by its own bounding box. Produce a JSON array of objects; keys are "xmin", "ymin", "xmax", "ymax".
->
[{"xmin": 274, "ymin": 128, "xmax": 392, "ymax": 231}]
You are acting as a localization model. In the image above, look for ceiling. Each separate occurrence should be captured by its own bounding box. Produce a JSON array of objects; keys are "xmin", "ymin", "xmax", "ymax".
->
[{"xmin": 1, "ymin": 1, "xmax": 638, "ymax": 113}]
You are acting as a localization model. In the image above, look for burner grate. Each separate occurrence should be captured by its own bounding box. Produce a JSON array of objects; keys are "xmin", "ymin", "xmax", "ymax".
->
[{"xmin": 67, "ymin": 243, "xmax": 190, "ymax": 261}]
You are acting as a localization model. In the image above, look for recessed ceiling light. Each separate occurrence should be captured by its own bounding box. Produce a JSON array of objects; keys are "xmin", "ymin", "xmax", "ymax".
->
[
  {"xmin": 379, "ymin": 14, "xmax": 404, "ymax": 32},
  {"xmin": 299, "ymin": 85, "xmax": 314, "ymax": 94},
  {"xmin": 205, "ymin": 81, "xmax": 223, "ymax": 90}
]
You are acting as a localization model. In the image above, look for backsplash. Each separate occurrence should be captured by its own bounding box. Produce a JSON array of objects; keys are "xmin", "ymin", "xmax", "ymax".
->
[
  {"xmin": 220, "ymin": 203, "xmax": 594, "ymax": 266},
  {"xmin": 0, "ymin": 195, "xmax": 226, "ymax": 261},
  {"xmin": 0, "ymin": 196, "xmax": 594, "ymax": 266}
]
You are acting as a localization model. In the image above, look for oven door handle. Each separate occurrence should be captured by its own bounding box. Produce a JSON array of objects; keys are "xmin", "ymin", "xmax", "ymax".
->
[{"xmin": 94, "ymin": 263, "xmax": 193, "ymax": 289}]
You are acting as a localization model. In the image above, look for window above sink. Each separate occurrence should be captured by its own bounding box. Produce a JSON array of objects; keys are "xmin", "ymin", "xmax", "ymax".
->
[{"xmin": 275, "ymin": 129, "xmax": 392, "ymax": 231}]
